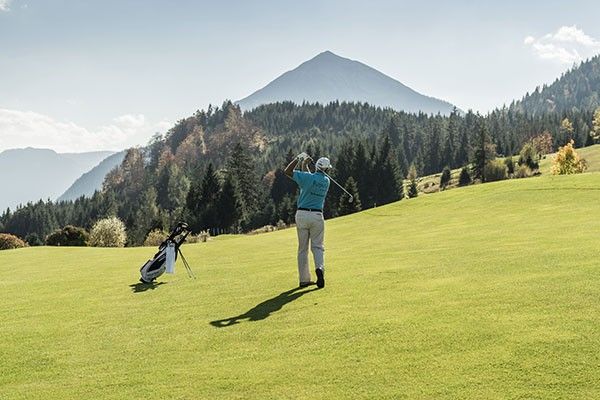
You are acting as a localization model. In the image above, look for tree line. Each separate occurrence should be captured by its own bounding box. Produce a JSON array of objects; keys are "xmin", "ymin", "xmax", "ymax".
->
[{"xmin": 1, "ymin": 100, "xmax": 598, "ymax": 245}]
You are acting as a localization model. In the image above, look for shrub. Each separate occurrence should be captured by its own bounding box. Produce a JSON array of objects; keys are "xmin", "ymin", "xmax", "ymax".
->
[
  {"xmin": 484, "ymin": 159, "xmax": 508, "ymax": 182},
  {"xmin": 532, "ymin": 132, "xmax": 553, "ymax": 156},
  {"xmin": 0, "ymin": 233, "xmax": 27, "ymax": 250},
  {"xmin": 504, "ymin": 157, "xmax": 515, "ymax": 175},
  {"xmin": 46, "ymin": 225, "xmax": 89, "ymax": 246},
  {"xmin": 458, "ymin": 167, "xmax": 471, "ymax": 186},
  {"xmin": 440, "ymin": 167, "xmax": 451, "ymax": 190},
  {"xmin": 249, "ymin": 226, "xmax": 276, "ymax": 235},
  {"xmin": 25, "ymin": 233, "xmax": 44, "ymax": 246},
  {"xmin": 89, "ymin": 217, "xmax": 127, "ymax": 247},
  {"xmin": 551, "ymin": 140, "xmax": 588, "ymax": 175},
  {"xmin": 199, "ymin": 231, "xmax": 210, "ymax": 242},
  {"xmin": 143, "ymin": 229, "xmax": 169, "ymax": 247},
  {"xmin": 276, "ymin": 220, "xmax": 287, "ymax": 230},
  {"xmin": 518, "ymin": 143, "xmax": 539, "ymax": 171},
  {"xmin": 514, "ymin": 164, "xmax": 533, "ymax": 178},
  {"xmin": 187, "ymin": 231, "xmax": 211, "ymax": 243},
  {"xmin": 407, "ymin": 180, "xmax": 418, "ymax": 198}
]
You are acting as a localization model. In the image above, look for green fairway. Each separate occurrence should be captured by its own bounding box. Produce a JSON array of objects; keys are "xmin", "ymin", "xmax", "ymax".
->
[{"xmin": 2, "ymin": 173, "xmax": 600, "ymax": 399}]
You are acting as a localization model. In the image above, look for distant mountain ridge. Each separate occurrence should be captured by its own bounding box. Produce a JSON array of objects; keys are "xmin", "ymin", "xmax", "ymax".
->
[
  {"xmin": 236, "ymin": 51, "xmax": 457, "ymax": 115},
  {"xmin": 58, "ymin": 151, "xmax": 127, "ymax": 202},
  {"xmin": 512, "ymin": 54, "xmax": 600, "ymax": 115},
  {"xmin": 0, "ymin": 148, "xmax": 115, "ymax": 211}
]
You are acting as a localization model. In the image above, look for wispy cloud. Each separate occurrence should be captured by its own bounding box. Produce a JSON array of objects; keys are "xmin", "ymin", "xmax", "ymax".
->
[
  {"xmin": 0, "ymin": 0, "xmax": 11, "ymax": 12},
  {"xmin": 0, "ymin": 109, "xmax": 172, "ymax": 153},
  {"xmin": 524, "ymin": 25, "xmax": 600, "ymax": 64}
]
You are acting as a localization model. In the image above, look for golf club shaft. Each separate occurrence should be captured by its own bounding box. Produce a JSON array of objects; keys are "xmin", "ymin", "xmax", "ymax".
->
[{"xmin": 322, "ymin": 171, "xmax": 354, "ymax": 200}]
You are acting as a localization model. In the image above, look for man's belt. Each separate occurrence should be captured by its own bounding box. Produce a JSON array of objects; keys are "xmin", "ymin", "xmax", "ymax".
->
[{"xmin": 298, "ymin": 207, "xmax": 323, "ymax": 212}]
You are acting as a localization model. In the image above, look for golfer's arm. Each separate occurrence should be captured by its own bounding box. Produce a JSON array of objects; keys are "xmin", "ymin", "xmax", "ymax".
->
[{"xmin": 284, "ymin": 159, "xmax": 299, "ymax": 178}]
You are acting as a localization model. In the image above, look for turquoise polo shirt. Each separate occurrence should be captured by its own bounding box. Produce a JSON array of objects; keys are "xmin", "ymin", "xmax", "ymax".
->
[{"xmin": 293, "ymin": 170, "xmax": 330, "ymax": 210}]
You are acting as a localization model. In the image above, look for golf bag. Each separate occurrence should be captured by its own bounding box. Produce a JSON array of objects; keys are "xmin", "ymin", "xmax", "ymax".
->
[{"xmin": 139, "ymin": 222, "xmax": 195, "ymax": 283}]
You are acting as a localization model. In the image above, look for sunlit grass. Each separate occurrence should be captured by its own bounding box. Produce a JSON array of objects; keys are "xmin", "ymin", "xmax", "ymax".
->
[{"xmin": 1, "ymin": 173, "xmax": 600, "ymax": 399}]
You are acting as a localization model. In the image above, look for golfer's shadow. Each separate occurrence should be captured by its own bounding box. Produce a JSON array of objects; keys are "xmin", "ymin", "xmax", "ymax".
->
[
  {"xmin": 129, "ymin": 281, "xmax": 167, "ymax": 293},
  {"xmin": 210, "ymin": 286, "xmax": 319, "ymax": 328}
]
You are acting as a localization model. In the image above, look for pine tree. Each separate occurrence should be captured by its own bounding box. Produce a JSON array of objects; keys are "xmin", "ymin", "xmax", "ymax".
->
[
  {"xmin": 407, "ymin": 165, "xmax": 419, "ymax": 198},
  {"xmin": 227, "ymin": 143, "xmax": 261, "ymax": 221},
  {"xmin": 198, "ymin": 163, "xmax": 221, "ymax": 230},
  {"xmin": 352, "ymin": 142, "xmax": 373, "ymax": 208},
  {"xmin": 216, "ymin": 175, "xmax": 242, "ymax": 233},
  {"xmin": 470, "ymin": 121, "xmax": 496, "ymax": 182},
  {"xmin": 338, "ymin": 177, "xmax": 361, "ymax": 215},
  {"xmin": 131, "ymin": 187, "xmax": 160, "ymax": 245},
  {"xmin": 374, "ymin": 135, "xmax": 402, "ymax": 205},
  {"xmin": 458, "ymin": 167, "xmax": 472, "ymax": 186},
  {"xmin": 440, "ymin": 166, "xmax": 451, "ymax": 190}
]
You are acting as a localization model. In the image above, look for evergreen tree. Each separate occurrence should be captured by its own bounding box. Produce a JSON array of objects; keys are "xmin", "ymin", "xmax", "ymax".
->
[
  {"xmin": 130, "ymin": 187, "xmax": 160, "ymax": 245},
  {"xmin": 407, "ymin": 165, "xmax": 419, "ymax": 198},
  {"xmin": 216, "ymin": 175, "xmax": 242, "ymax": 233},
  {"xmin": 351, "ymin": 142, "xmax": 374, "ymax": 208},
  {"xmin": 227, "ymin": 142, "xmax": 261, "ymax": 221},
  {"xmin": 338, "ymin": 177, "xmax": 361, "ymax": 215},
  {"xmin": 277, "ymin": 194, "xmax": 295, "ymax": 225},
  {"xmin": 458, "ymin": 167, "xmax": 472, "ymax": 186},
  {"xmin": 440, "ymin": 166, "xmax": 451, "ymax": 190},
  {"xmin": 374, "ymin": 135, "xmax": 402, "ymax": 205},
  {"xmin": 470, "ymin": 122, "xmax": 496, "ymax": 182},
  {"xmin": 198, "ymin": 163, "xmax": 221, "ymax": 229}
]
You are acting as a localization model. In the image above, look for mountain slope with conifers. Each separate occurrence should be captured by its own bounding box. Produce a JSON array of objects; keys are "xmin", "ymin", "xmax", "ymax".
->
[
  {"xmin": 1, "ymin": 172, "xmax": 600, "ymax": 399},
  {"xmin": 512, "ymin": 54, "xmax": 600, "ymax": 115},
  {"xmin": 2, "ymin": 100, "xmax": 599, "ymax": 244}
]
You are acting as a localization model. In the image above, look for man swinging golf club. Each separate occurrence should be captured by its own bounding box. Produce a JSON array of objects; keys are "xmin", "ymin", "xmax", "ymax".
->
[{"xmin": 285, "ymin": 152, "xmax": 331, "ymax": 289}]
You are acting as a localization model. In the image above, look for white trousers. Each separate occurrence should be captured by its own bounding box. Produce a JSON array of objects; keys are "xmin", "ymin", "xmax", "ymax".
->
[{"xmin": 295, "ymin": 210, "xmax": 325, "ymax": 283}]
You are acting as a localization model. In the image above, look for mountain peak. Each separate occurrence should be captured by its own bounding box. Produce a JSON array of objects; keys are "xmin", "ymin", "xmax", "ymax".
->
[
  {"xmin": 313, "ymin": 50, "xmax": 339, "ymax": 59},
  {"xmin": 236, "ymin": 52, "xmax": 456, "ymax": 114}
]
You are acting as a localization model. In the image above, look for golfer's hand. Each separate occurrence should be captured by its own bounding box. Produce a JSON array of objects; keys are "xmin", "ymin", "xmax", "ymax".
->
[{"xmin": 296, "ymin": 152, "xmax": 308, "ymax": 161}]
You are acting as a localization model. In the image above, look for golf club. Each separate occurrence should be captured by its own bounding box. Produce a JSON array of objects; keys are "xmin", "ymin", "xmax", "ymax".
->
[{"xmin": 304, "ymin": 156, "xmax": 354, "ymax": 203}]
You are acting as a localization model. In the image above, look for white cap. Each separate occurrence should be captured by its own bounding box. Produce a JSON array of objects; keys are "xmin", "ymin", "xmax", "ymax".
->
[{"xmin": 315, "ymin": 157, "xmax": 332, "ymax": 171}]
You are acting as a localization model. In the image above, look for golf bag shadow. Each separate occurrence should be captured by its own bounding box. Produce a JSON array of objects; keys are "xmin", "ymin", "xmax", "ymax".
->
[{"xmin": 139, "ymin": 222, "xmax": 195, "ymax": 283}]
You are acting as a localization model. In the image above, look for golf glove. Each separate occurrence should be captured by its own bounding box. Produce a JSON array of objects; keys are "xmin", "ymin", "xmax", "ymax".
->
[{"xmin": 296, "ymin": 152, "xmax": 309, "ymax": 161}]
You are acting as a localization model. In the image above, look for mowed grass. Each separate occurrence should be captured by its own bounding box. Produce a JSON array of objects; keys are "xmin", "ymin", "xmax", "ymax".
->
[
  {"xmin": 2, "ymin": 173, "xmax": 600, "ymax": 399},
  {"xmin": 540, "ymin": 144, "xmax": 600, "ymax": 175}
]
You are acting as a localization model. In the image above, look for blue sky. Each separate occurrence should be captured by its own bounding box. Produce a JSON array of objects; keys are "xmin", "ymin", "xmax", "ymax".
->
[{"xmin": 1, "ymin": 0, "xmax": 600, "ymax": 152}]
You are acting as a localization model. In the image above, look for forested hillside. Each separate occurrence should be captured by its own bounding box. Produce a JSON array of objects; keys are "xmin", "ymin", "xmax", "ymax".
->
[
  {"xmin": 1, "ymin": 100, "xmax": 598, "ymax": 245},
  {"xmin": 512, "ymin": 55, "xmax": 600, "ymax": 115}
]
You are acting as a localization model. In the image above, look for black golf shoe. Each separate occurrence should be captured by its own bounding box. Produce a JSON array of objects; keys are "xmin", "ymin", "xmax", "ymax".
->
[
  {"xmin": 316, "ymin": 268, "xmax": 325, "ymax": 289},
  {"xmin": 299, "ymin": 281, "xmax": 315, "ymax": 288}
]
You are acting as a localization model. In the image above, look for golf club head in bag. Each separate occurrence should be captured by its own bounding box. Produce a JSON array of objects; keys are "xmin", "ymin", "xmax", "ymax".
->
[{"xmin": 139, "ymin": 222, "xmax": 191, "ymax": 283}]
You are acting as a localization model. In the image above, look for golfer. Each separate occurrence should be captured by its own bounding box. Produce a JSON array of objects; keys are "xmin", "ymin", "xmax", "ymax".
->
[{"xmin": 284, "ymin": 152, "xmax": 331, "ymax": 289}]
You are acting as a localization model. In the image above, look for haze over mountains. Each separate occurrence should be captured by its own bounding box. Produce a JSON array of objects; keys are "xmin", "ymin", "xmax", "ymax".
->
[
  {"xmin": 0, "ymin": 148, "xmax": 114, "ymax": 211},
  {"xmin": 58, "ymin": 151, "xmax": 127, "ymax": 202},
  {"xmin": 5, "ymin": 51, "xmax": 600, "ymax": 212},
  {"xmin": 237, "ymin": 51, "xmax": 458, "ymax": 114}
]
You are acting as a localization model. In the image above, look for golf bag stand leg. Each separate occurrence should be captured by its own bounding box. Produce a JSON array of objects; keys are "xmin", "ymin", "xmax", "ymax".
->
[{"xmin": 178, "ymin": 248, "xmax": 196, "ymax": 279}]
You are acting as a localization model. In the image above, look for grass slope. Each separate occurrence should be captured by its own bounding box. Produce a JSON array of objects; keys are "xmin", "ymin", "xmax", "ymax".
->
[
  {"xmin": 539, "ymin": 144, "xmax": 600, "ymax": 175},
  {"xmin": 2, "ymin": 173, "xmax": 600, "ymax": 399}
]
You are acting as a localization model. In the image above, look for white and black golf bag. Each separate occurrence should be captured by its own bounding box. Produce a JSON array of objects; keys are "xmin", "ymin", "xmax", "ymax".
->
[{"xmin": 139, "ymin": 222, "xmax": 195, "ymax": 283}]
